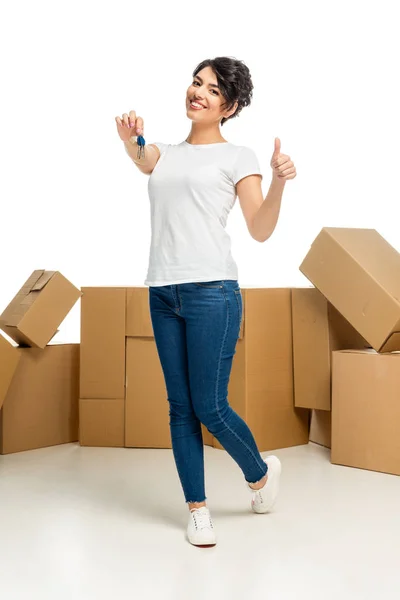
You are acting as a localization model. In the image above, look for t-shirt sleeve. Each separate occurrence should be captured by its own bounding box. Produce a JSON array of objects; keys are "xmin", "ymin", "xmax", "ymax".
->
[
  {"xmin": 150, "ymin": 142, "xmax": 169, "ymax": 157},
  {"xmin": 231, "ymin": 146, "xmax": 263, "ymax": 185}
]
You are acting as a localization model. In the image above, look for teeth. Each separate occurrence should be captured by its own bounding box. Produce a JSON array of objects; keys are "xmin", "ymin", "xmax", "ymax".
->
[{"xmin": 191, "ymin": 101, "xmax": 204, "ymax": 108}]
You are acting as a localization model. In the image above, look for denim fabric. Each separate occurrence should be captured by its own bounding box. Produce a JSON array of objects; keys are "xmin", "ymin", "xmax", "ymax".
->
[{"xmin": 149, "ymin": 280, "xmax": 268, "ymax": 503}]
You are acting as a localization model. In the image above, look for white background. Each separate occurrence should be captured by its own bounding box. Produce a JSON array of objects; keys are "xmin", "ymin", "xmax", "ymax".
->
[{"xmin": 1, "ymin": 0, "xmax": 399, "ymax": 343}]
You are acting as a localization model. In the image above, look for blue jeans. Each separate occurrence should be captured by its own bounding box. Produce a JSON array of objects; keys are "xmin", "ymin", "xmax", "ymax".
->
[{"xmin": 149, "ymin": 280, "xmax": 268, "ymax": 503}]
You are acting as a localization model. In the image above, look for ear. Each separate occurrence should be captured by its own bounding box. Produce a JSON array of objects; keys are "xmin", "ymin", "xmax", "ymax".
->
[{"xmin": 226, "ymin": 101, "xmax": 238, "ymax": 119}]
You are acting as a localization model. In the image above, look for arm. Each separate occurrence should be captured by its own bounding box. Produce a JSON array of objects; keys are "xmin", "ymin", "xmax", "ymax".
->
[
  {"xmin": 124, "ymin": 138, "xmax": 161, "ymax": 175},
  {"xmin": 237, "ymin": 174, "xmax": 286, "ymax": 243},
  {"xmin": 237, "ymin": 139, "xmax": 296, "ymax": 242}
]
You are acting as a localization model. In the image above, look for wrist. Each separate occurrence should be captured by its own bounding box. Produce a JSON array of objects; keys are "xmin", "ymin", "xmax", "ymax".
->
[{"xmin": 271, "ymin": 174, "xmax": 286, "ymax": 186}]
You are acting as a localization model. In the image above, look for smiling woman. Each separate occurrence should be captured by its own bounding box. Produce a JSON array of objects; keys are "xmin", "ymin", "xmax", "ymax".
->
[
  {"xmin": 117, "ymin": 56, "xmax": 283, "ymax": 549},
  {"xmin": 185, "ymin": 57, "xmax": 254, "ymax": 140}
]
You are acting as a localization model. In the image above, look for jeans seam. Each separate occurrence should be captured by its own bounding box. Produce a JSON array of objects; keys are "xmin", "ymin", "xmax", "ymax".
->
[
  {"xmin": 177, "ymin": 285, "xmax": 183, "ymax": 313},
  {"xmin": 215, "ymin": 287, "xmax": 266, "ymax": 475},
  {"xmin": 234, "ymin": 290, "xmax": 242, "ymax": 338}
]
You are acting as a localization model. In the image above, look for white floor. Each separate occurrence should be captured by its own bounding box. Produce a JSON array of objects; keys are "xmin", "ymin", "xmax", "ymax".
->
[{"xmin": 0, "ymin": 442, "xmax": 399, "ymax": 600}]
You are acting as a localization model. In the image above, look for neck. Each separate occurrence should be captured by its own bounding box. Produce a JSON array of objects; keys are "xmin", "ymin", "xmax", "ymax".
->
[{"xmin": 186, "ymin": 123, "xmax": 227, "ymax": 145}]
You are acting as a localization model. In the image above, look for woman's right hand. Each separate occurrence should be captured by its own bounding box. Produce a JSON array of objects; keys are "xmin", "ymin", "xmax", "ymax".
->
[{"xmin": 115, "ymin": 110, "xmax": 144, "ymax": 143}]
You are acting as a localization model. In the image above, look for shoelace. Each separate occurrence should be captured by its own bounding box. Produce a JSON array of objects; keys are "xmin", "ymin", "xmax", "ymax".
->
[
  {"xmin": 252, "ymin": 489, "xmax": 264, "ymax": 504},
  {"xmin": 192, "ymin": 509, "xmax": 214, "ymax": 530}
]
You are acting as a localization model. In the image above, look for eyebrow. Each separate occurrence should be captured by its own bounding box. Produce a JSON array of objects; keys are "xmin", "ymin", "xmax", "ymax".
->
[{"xmin": 194, "ymin": 75, "xmax": 220, "ymax": 89}]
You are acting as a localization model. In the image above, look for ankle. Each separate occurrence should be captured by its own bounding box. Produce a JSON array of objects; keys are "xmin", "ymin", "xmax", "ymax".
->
[
  {"xmin": 188, "ymin": 501, "xmax": 207, "ymax": 511},
  {"xmin": 249, "ymin": 474, "xmax": 268, "ymax": 491}
]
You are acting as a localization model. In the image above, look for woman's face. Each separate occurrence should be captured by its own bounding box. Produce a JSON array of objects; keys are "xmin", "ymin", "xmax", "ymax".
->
[{"xmin": 186, "ymin": 66, "xmax": 235, "ymax": 123}]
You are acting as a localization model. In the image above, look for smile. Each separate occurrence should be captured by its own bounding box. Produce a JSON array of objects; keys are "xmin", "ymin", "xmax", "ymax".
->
[{"xmin": 189, "ymin": 101, "xmax": 206, "ymax": 110}]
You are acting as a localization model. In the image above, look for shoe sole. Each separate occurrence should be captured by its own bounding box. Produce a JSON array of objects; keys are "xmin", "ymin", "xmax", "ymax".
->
[
  {"xmin": 189, "ymin": 541, "xmax": 217, "ymax": 548},
  {"xmin": 187, "ymin": 535, "xmax": 217, "ymax": 547}
]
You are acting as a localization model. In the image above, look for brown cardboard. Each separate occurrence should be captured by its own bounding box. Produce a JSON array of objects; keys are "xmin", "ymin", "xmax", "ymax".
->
[
  {"xmin": 0, "ymin": 270, "xmax": 81, "ymax": 348},
  {"xmin": 125, "ymin": 287, "xmax": 213, "ymax": 448},
  {"xmin": 81, "ymin": 286, "xmax": 307, "ymax": 451},
  {"xmin": 0, "ymin": 344, "xmax": 79, "ymax": 454},
  {"xmin": 309, "ymin": 409, "xmax": 331, "ymax": 448},
  {"xmin": 331, "ymin": 350, "xmax": 400, "ymax": 476},
  {"xmin": 0, "ymin": 333, "xmax": 21, "ymax": 410},
  {"xmin": 79, "ymin": 399, "xmax": 125, "ymax": 447},
  {"xmin": 80, "ymin": 287, "xmax": 126, "ymax": 399},
  {"xmin": 213, "ymin": 288, "xmax": 309, "ymax": 452},
  {"xmin": 292, "ymin": 288, "xmax": 369, "ymax": 410},
  {"xmin": 125, "ymin": 337, "xmax": 171, "ymax": 448},
  {"xmin": 300, "ymin": 228, "xmax": 400, "ymax": 352}
]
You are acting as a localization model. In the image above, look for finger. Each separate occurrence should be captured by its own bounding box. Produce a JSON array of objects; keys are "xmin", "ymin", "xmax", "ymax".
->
[
  {"xmin": 273, "ymin": 156, "xmax": 290, "ymax": 168},
  {"xmin": 128, "ymin": 110, "xmax": 137, "ymax": 129},
  {"xmin": 115, "ymin": 117, "xmax": 123, "ymax": 127},
  {"xmin": 279, "ymin": 167, "xmax": 295, "ymax": 177},
  {"xmin": 135, "ymin": 116, "xmax": 144, "ymax": 134}
]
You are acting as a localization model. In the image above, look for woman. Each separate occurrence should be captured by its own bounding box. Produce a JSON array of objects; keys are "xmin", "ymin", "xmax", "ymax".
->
[{"xmin": 115, "ymin": 56, "xmax": 297, "ymax": 547}]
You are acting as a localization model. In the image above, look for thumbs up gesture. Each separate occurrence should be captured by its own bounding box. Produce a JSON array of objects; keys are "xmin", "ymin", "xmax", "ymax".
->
[{"xmin": 270, "ymin": 137, "xmax": 297, "ymax": 181}]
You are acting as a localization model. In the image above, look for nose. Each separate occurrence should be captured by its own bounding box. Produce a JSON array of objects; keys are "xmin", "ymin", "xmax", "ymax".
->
[{"xmin": 193, "ymin": 84, "xmax": 205, "ymax": 98}]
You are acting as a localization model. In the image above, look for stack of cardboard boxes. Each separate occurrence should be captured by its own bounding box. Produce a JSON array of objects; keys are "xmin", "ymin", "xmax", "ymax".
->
[
  {"xmin": 0, "ymin": 270, "xmax": 81, "ymax": 454},
  {"xmin": 1, "ymin": 228, "xmax": 400, "ymax": 478},
  {"xmin": 79, "ymin": 286, "xmax": 309, "ymax": 452},
  {"xmin": 293, "ymin": 227, "xmax": 400, "ymax": 476}
]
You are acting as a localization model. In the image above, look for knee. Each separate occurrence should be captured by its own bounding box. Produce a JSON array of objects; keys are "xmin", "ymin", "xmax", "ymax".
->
[
  {"xmin": 194, "ymin": 401, "xmax": 230, "ymax": 434},
  {"xmin": 168, "ymin": 397, "xmax": 197, "ymax": 423}
]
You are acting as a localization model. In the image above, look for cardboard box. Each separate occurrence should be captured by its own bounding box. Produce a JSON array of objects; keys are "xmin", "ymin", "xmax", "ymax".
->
[
  {"xmin": 213, "ymin": 288, "xmax": 309, "ymax": 452},
  {"xmin": 80, "ymin": 287, "xmax": 126, "ymax": 399},
  {"xmin": 309, "ymin": 409, "xmax": 331, "ymax": 448},
  {"xmin": 80, "ymin": 287, "xmax": 308, "ymax": 451},
  {"xmin": 292, "ymin": 288, "xmax": 369, "ymax": 410},
  {"xmin": 331, "ymin": 349, "xmax": 400, "ymax": 476},
  {"xmin": 0, "ymin": 333, "xmax": 21, "ymax": 410},
  {"xmin": 0, "ymin": 344, "xmax": 79, "ymax": 454},
  {"xmin": 300, "ymin": 228, "xmax": 400, "ymax": 352},
  {"xmin": 79, "ymin": 398, "xmax": 125, "ymax": 447},
  {"xmin": 125, "ymin": 337, "xmax": 171, "ymax": 448},
  {"xmin": 125, "ymin": 288, "xmax": 213, "ymax": 448},
  {"xmin": 0, "ymin": 270, "xmax": 81, "ymax": 349}
]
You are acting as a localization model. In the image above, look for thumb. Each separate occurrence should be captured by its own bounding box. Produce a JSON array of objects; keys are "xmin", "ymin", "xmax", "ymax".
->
[{"xmin": 273, "ymin": 137, "xmax": 281, "ymax": 157}]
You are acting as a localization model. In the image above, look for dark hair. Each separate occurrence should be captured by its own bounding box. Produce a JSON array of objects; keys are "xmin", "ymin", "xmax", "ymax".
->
[{"xmin": 192, "ymin": 56, "xmax": 254, "ymax": 126}]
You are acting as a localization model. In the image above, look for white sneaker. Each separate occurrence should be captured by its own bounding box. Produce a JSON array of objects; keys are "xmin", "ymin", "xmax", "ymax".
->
[
  {"xmin": 249, "ymin": 456, "xmax": 282, "ymax": 514},
  {"xmin": 187, "ymin": 506, "xmax": 217, "ymax": 547}
]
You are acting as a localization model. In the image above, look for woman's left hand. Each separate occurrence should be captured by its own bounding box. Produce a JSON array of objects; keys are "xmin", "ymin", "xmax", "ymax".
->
[{"xmin": 270, "ymin": 137, "xmax": 297, "ymax": 181}]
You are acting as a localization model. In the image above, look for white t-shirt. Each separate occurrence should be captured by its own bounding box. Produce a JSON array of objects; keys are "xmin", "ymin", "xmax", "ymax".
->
[{"xmin": 144, "ymin": 140, "xmax": 263, "ymax": 287}]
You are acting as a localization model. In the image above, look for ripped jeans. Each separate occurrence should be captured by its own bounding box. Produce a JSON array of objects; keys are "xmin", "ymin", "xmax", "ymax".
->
[{"xmin": 149, "ymin": 280, "xmax": 268, "ymax": 503}]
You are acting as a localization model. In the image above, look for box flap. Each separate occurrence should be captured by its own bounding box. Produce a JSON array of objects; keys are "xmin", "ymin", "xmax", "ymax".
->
[
  {"xmin": 31, "ymin": 271, "xmax": 56, "ymax": 291},
  {"xmin": 379, "ymin": 331, "xmax": 400, "ymax": 353}
]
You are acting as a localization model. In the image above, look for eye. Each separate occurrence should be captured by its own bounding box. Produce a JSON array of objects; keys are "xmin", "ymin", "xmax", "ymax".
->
[{"xmin": 192, "ymin": 80, "xmax": 219, "ymax": 95}]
